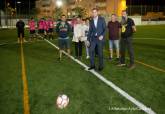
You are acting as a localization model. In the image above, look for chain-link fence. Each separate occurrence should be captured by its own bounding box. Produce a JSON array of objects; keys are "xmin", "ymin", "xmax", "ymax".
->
[{"xmin": 0, "ymin": 11, "xmax": 36, "ymax": 28}]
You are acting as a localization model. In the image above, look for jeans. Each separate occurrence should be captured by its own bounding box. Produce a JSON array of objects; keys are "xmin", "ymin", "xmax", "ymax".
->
[{"xmin": 120, "ymin": 37, "xmax": 134, "ymax": 65}]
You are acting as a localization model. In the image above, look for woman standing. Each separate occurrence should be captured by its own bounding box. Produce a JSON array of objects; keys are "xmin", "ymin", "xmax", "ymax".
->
[{"xmin": 72, "ymin": 16, "xmax": 86, "ymax": 59}]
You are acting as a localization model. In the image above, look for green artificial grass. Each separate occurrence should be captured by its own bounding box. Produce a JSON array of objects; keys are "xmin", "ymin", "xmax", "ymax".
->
[
  {"xmin": 0, "ymin": 44, "xmax": 23, "ymax": 114},
  {"xmin": 0, "ymin": 25, "xmax": 165, "ymax": 114},
  {"xmin": 24, "ymin": 42, "xmax": 144, "ymax": 114},
  {"xmin": 134, "ymin": 25, "xmax": 165, "ymax": 38}
]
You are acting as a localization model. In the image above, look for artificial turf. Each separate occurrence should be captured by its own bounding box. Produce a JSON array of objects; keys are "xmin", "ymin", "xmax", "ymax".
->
[
  {"xmin": 0, "ymin": 43, "xmax": 23, "ymax": 113},
  {"xmin": 0, "ymin": 25, "xmax": 165, "ymax": 114}
]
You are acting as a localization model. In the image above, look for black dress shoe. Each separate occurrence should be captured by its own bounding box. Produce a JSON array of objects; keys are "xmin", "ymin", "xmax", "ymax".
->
[
  {"xmin": 98, "ymin": 67, "xmax": 103, "ymax": 71},
  {"xmin": 88, "ymin": 66, "xmax": 95, "ymax": 70},
  {"xmin": 128, "ymin": 64, "xmax": 136, "ymax": 70}
]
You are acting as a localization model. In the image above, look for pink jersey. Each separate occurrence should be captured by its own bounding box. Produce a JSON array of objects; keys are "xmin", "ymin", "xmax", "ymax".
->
[
  {"xmin": 44, "ymin": 20, "xmax": 49, "ymax": 31},
  {"xmin": 28, "ymin": 20, "xmax": 35, "ymax": 30},
  {"xmin": 47, "ymin": 19, "xmax": 54, "ymax": 29},
  {"xmin": 38, "ymin": 20, "xmax": 44, "ymax": 30}
]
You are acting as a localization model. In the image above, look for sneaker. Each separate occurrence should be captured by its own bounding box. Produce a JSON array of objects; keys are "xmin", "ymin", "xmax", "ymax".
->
[
  {"xmin": 86, "ymin": 56, "xmax": 90, "ymax": 59},
  {"xmin": 117, "ymin": 63, "xmax": 126, "ymax": 67},
  {"xmin": 98, "ymin": 67, "xmax": 103, "ymax": 71},
  {"xmin": 88, "ymin": 66, "xmax": 95, "ymax": 70}
]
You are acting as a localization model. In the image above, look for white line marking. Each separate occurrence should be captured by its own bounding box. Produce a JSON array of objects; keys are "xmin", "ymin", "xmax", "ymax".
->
[
  {"xmin": 134, "ymin": 38, "xmax": 165, "ymax": 41},
  {"xmin": 44, "ymin": 39, "xmax": 156, "ymax": 114}
]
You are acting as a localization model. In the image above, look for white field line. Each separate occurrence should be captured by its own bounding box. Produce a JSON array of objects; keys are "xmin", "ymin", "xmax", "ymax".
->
[
  {"xmin": 134, "ymin": 38, "xmax": 165, "ymax": 41},
  {"xmin": 44, "ymin": 39, "xmax": 156, "ymax": 114}
]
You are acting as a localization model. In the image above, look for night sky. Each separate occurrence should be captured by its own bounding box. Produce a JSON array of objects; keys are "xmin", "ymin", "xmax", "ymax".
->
[
  {"xmin": 0, "ymin": 0, "xmax": 165, "ymax": 14},
  {"xmin": 126, "ymin": 0, "xmax": 165, "ymax": 6},
  {"xmin": 0, "ymin": 0, "xmax": 36, "ymax": 14},
  {"xmin": 1, "ymin": 0, "xmax": 165, "ymax": 9}
]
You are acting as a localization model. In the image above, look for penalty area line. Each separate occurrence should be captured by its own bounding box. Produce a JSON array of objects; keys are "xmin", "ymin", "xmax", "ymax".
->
[{"xmin": 44, "ymin": 39, "xmax": 156, "ymax": 114}]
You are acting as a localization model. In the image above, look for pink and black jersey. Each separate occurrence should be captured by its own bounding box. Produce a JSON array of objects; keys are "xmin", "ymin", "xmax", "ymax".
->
[
  {"xmin": 38, "ymin": 19, "xmax": 44, "ymax": 30},
  {"xmin": 44, "ymin": 20, "xmax": 49, "ymax": 31},
  {"xmin": 47, "ymin": 19, "xmax": 54, "ymax": 29},
  {"xmin": 28, "ymin": 20, "xmax": 35, "ymax": 31}
]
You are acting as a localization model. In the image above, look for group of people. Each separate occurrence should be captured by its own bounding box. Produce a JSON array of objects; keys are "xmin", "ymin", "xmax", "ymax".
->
[
  {"xmin": 107, "ymin": 10, "xmax": 136, "ymax": 69},
  {"xmin": 16, "ymin": 17, "xmax": 55, "ymax": 43},
  {"xmin": 56, "ymin": 8, "xmax": 136, "ymax": 71},
  {"xmin": 37, "ymin": 17, "xmax": 54, "ymax": 40},
  {"xmin": 16, "ymin": 8, "xmax": 136, "ymax": 71}
]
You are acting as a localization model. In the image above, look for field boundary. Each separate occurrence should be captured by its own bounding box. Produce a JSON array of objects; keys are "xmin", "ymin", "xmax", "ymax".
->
[
  {"xmin": 44, "ymin": 39, "xmax": 156, "ymax": 114},
  {"xmin": 134, "ymin": 38, "xmax": 165, "ymax": 41},
  {"xmin": 20, "ymin": 40, "xmax": 30, "ymax": 114}
]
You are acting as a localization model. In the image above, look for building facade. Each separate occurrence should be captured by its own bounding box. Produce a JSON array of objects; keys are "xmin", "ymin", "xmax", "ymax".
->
[
  {"xmin": 35, "ymin": 0, "xmax": 126, "ymax": 18},
  {"xmin": 36, "ymin": 0, "xmax": 56, "ymax": 18},
  {"xmin": 67, "ymin": 0, "xmax": 126, "ymax": 17}
]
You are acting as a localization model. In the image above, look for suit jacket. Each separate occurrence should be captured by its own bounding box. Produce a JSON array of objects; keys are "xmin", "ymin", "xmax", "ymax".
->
[{"xmin": 87, "ymin": 16, "xmax": 106, "ymax": 42}]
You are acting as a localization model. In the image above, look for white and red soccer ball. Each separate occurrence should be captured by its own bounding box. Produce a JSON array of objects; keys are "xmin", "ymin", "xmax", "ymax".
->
[{"xmin": 56, "ymin": 94, "xmax": 69, "ymax": 109}]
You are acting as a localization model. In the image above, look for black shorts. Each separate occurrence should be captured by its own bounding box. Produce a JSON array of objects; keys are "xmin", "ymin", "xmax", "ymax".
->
[
  {"xmin": 17, "ymin": 30, "xmax": 24, "ymax": 38},
  {"xmin": 38, "ymin": 29, "xmax": 44, "ymax": 34},
  {"xmin": 30, "ymin": 30, "xmax": 35, "ymax": 34},
  {"xmin": 48, "ymin": 28, "xmax": 53, "ymax": 33},
  {"xmin": 58, "ymin": 37, "xmax": 70, "ymax": 49}
]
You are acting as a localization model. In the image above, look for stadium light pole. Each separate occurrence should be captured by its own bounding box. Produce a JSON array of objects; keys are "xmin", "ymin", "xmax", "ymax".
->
[{"xmin": 17, "ymin": 1, "xmax": 21, "ymax": 18}]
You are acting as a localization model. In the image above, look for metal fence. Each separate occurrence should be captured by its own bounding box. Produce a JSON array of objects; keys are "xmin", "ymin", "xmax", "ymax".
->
[
  {"xmin": 127, "ymin": 5, "xmax": 165, "ymax": 16},
  {"xmin": 0, "ymin": 13, "xmax": 36, "ymax": 28}
]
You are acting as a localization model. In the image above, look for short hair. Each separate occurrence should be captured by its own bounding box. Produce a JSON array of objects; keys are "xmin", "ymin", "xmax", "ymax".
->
[
  {"xmin": 92, "ymin": 8, "xmax": 98, "ymax": 11},
  {"xmin": 84, "ymin": 18, "xmax": 89, "ymax": 21},
  {"xmin": 111, "ymin": 13, "xmax": 116, "ymax": 16},
  {"xmin": 77, "ymin": 15, "xmax": 82, "ymax": 19},
  {"xmin": 122, "ymin": 10, "xmax": 127, "ymax": 13},
  {"xmin": 61, "ymin": 14, "xmax": 66, "ymax": 17}
]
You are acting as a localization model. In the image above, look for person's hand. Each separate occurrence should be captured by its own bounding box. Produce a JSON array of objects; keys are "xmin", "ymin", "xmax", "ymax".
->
[
  {"xmin": 85, "ymin": 40, "xmax": 90, "ymax": 47},
  {"xmin": 78, "ymin": 36, "xmax": 82, "ymax": 41},
  {"xmin": 99, "ymin": 36, "xmax": 103, "ymax": 40},
  {"xmin": 132, "ymin": 26, "xmax": 136, "ymax": 32}
]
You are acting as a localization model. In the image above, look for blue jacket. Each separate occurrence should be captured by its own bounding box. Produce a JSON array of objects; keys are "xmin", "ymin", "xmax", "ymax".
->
[{"xmin": 87, "ymin": 16, "xmax": 106, "ymax": 42}]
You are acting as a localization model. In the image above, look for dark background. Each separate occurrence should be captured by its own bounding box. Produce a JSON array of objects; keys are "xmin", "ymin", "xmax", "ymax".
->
[{"xmin": 0, "ymin": 0, "xmax": 165, "ymax": 15}]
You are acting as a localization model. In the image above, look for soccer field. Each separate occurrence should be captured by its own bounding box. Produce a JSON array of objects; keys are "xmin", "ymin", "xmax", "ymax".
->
[{"xmin": 0, "ymin": 25, "xmax": 165, "ymax": 114}]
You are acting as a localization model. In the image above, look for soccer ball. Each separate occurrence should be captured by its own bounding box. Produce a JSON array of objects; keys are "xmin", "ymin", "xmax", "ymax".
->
[{"xmin": 56, "ymin": 94, "xmax": 69, "ymax": 109}]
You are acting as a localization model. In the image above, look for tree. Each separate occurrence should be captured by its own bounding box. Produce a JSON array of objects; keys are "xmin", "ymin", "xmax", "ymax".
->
[
  {"xmin": 72, "ymin": 7, "xmax": 87, "ymax": 17},
  {"xmin": 54, "ymin": 8, "xmax": 63, "ymax": 20}
]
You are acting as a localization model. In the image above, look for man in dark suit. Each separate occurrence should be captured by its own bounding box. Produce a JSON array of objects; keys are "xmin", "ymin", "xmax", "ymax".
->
[{"xmin": 87, "ymin": 8, "xmax": 106, "ymax": 71}]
